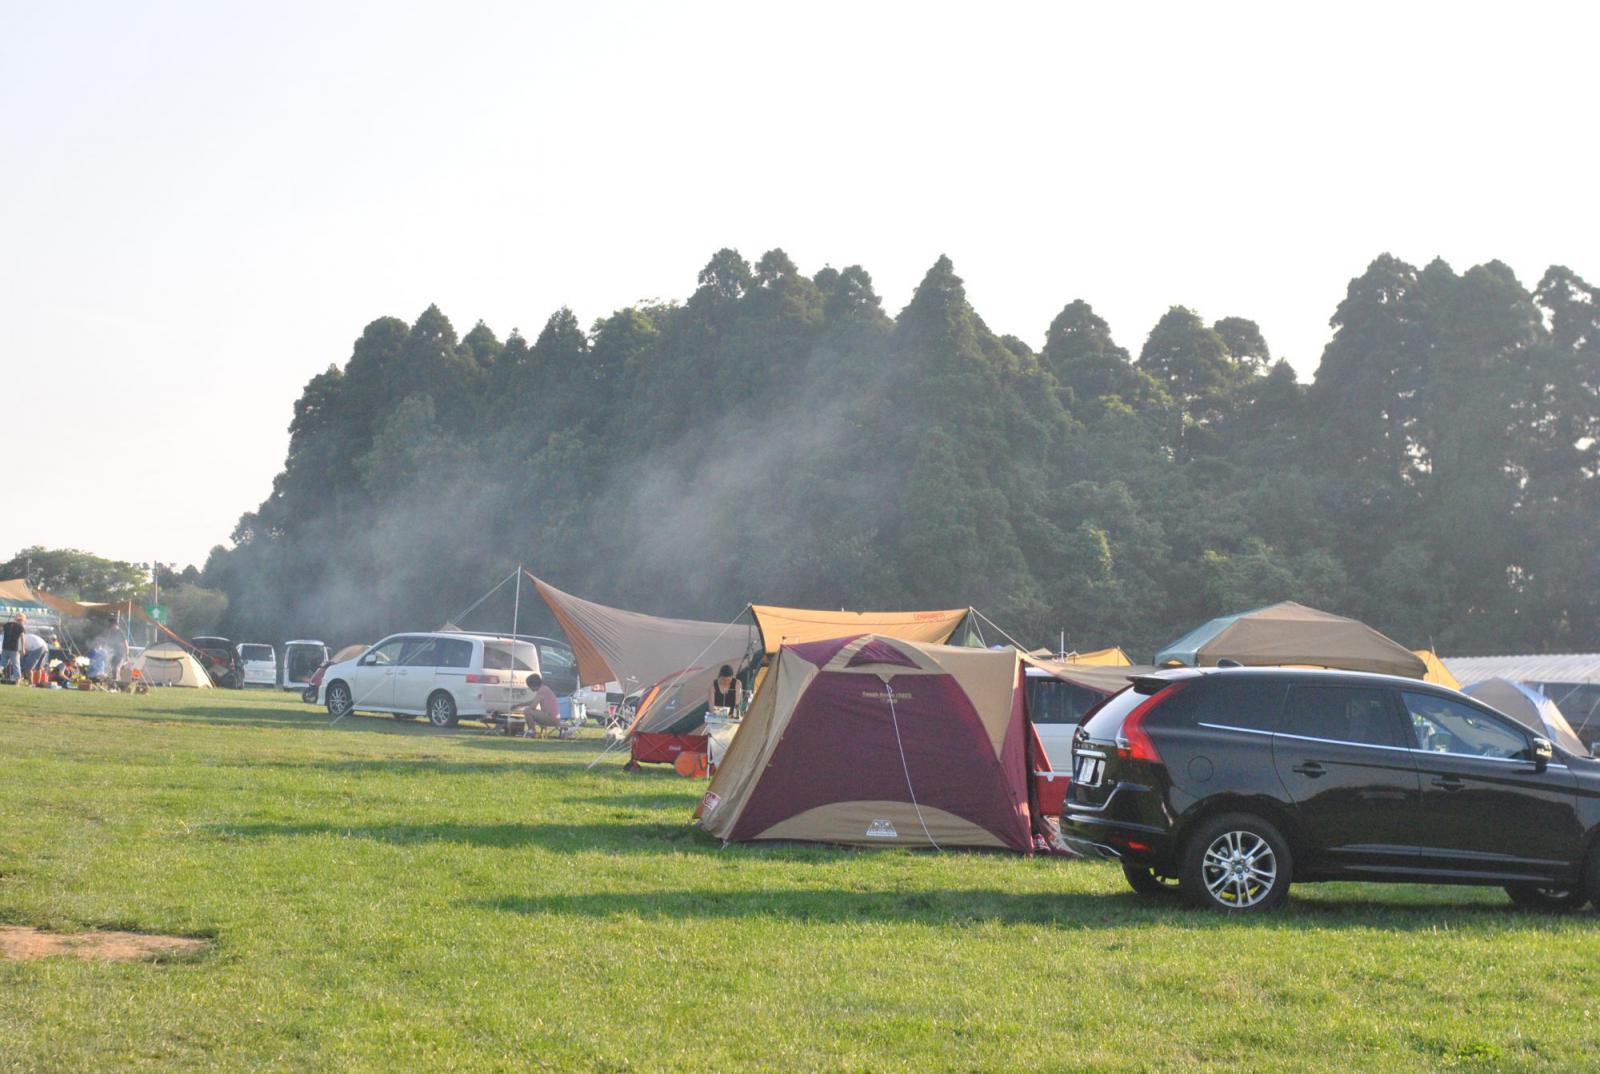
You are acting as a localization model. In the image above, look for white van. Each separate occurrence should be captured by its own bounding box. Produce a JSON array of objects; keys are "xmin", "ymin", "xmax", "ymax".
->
[
  {"xmin": 237, "ymin": 643, "xmax": 278, "ymax": 687},
  {"xmin": 318, "ymin": 632, "xmax": 540, "ymax": 727},
  {"xmin": 281, "ymin": 639, "xmax": 330, "ymax": 692}
]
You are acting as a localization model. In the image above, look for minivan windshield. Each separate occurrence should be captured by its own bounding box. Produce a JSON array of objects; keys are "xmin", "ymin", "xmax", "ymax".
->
[{"xmin": 482, "ymin": 641, "xmax": 539, "ymax": 673}]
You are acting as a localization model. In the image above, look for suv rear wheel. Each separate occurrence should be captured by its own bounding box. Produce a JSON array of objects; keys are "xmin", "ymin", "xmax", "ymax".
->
[
  {"xmin": 1181, "ymin": 813, "xmax": 1293, "ymax": 913},
  {"xmin": 1504, "ymin": 883, "xmax": 1588, "ymax": 913},
  {"xmin": 1122, "ymin": 863, "xmax": 1181, "ymax": 896}
]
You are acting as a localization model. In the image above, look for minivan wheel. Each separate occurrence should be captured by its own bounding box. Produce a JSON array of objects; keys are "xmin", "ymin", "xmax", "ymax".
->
[
  {"xmin": 427, "ymin": 691, "xmax": 459, "ymax": 728},
  {"xmin": 1504, "ymin": 883, "xmax": 1589, "ymax": 913},
  {"xmin": 1181, "ymin": 813, "xmax": 1293, "ymax": 913},
  {"xmin": 1122, "ymin": 863, "xmax": 1182, "ymax": 896},
  {"xmin": 325, "ymin": 681, "xmax": 353, "ymax": 718}
]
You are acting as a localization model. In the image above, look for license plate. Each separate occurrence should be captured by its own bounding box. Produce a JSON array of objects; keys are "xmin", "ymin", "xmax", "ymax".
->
[{"xmin": 1074, "ymin": 754, "xmax": 1103, "ymax": 787}]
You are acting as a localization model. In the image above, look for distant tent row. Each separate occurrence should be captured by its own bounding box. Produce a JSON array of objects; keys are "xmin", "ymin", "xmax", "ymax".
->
[{"xmin": 0, "ymin": 577, "xmax": 222, "ymax": 688}]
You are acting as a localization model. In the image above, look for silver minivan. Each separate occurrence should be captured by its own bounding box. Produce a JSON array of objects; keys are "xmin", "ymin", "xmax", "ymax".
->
[
  {"xmin": 318, "ymin": 633, "xmax": 540, "ymax": 727},
  {"xmin": 237, "ymin": 643, "xmax": 278, "ymax": 687}
]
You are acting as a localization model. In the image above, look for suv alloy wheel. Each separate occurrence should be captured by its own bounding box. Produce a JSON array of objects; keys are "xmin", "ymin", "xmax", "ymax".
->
[{"xmin": 1181, "ymin": 813, "xmax": 1293, "ymax": 913}]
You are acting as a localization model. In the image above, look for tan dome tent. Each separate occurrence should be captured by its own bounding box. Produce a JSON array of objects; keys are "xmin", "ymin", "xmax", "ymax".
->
[
  {"xmin": 1154, "ymin": 601, "xmax": 1427, "ymax": 679},
  {"xmin": 133, "ymin": 641, "xmax": 214, "ymax": 688},
  {"xmin": 696, "ymin": 634, "xmax": 1053, "ymax": 852}
]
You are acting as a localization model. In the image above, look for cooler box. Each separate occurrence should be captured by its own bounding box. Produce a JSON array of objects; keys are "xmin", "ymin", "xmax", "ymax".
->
[{"xmin": 1033, "ymin": 769, "xmax": 1070, "ymax": 816}]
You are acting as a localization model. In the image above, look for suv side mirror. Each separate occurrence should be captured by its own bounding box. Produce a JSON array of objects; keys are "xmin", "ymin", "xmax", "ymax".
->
[{"xmin": 1531, "ymin": 736, "xmax": 1554, "ymax": 771}]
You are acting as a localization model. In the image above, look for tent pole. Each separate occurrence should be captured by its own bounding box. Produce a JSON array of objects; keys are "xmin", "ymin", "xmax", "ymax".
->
[{"xmin": 511, "ymin": 563, "xmax": 522, "ymax": 640}]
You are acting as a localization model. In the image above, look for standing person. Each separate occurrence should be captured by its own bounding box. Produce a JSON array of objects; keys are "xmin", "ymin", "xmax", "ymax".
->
[
  {"xmin": 1, "ymin": 614, "xmax": 25, "ymax": 685},
  {"xmin": 520, "ymin": 672, "xmax": 562, "ymax": 736},
  {"xmin": 109, "ymin": 630, "xmax": 130, "ymax": 687},
  {"xmin": 708, "ymin": 664, "xmax": 742, "ymax": 715},
  {"xmin": 20, "ymin": 631, "xmax": 48, "ymax": 684}
]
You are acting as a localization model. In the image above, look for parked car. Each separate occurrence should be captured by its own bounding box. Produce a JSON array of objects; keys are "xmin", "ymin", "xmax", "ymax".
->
[
  {"xmin": 189, "ymin": 636, "xmax": 245, "ymax": 688},
  {"xmin": 1061, "ymin": 666, "xmax": 1598, "ymax": 913},
  {"xmin": 237, "ymin": 643, "xmax": 277, "ymax": 687},
  {"xmin": 301, "ymin": 643, "xmax": 368, "ymax": 704},
  {"xmin": 319, "ymin": 633, "xmax": 543, "ymax": 727},
  {"xmin": 1025, "ymin": 666, "xmax": 1111, "ymax": 766},
  {"xmin": 281, "ymin": 639, "xmax": 329, "ymax": 693},
  {"xmin": 573, "ymin": 680, "xmax": 623, "ymax": 724}
]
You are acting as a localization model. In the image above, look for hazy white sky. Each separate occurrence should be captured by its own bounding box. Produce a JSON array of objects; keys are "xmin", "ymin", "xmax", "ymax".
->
[{"xmin": 3, "ymin": 1, "xmax": 1596, "ymax": 568}]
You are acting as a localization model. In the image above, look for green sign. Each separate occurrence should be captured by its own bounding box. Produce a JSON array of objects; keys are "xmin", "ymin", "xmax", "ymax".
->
[{"xmin": 146, "ymin": 604, "xmax": 168, "ymax": 623}]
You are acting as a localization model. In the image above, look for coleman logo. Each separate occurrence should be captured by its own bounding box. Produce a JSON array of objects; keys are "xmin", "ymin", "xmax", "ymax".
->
[
  {"xmin": 861, "ymin": 690, "xmax": 911, "ymax": 701},
  {"xmin": 701, "ymin": 792, "xmax": 721, "ymax": 817},
  {"xmin": 865, "ymin": 819, "xmax": 898, "ymax": 838}
]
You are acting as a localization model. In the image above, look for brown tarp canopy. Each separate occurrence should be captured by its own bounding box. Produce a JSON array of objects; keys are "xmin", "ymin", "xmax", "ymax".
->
[
  {"xmin": 1025, "ymin": 657, "xmax": 1155, "ymax": 695},
  {"xmin": 1155, "ymin": 601, "xmax": 1427, "ymax": 679},
  {"xmin": 528, "ymin": 573, "xmax": 756, "ymax": 694}
]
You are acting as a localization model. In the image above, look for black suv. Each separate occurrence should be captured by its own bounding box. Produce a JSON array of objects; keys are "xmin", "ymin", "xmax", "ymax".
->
[{"xmin": 1061, "ymin": 667, "xmax": 1600, "ymax": 913}]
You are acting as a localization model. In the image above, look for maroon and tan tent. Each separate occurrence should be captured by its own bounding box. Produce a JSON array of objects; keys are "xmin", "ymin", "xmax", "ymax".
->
[{"xmin": 696, "ymin": 634, "xmax": 1053, "ymax": 853}]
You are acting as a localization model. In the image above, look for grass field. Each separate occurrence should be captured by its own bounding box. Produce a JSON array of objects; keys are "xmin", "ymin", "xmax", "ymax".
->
[{"xmin": 2, "ymin": 687, "xmax": 1598, "ymax": 1073}]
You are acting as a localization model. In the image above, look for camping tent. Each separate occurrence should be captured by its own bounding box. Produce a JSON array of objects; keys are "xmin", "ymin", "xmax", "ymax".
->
[
  {"xmin": 696, "ymin": 634, "xmax": 1052, "ymax": 852},
  {"xmin": 134, "ymin": 640, "xmax": 214, "ymax": 688},
  {"xmin": 1462, "ymin": 678, "xmax": 1586, "ymax": 757},
  {"xmin": 1413, "ymin": 649, "xmax": 1461, "ymax": 689},
  {"xmin": 1056, "ymin": 646, "xmax": 1132, "ymax": 662},
  {"xmin": 1154, "ymin": 601, "xmax": 1427, "ymax": 679}
]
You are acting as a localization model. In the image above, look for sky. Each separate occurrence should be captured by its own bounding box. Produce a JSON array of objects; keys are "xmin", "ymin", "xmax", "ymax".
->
[{"xmin": 3, "ymin": 1, "xmax": 1597, "ymax": 568}]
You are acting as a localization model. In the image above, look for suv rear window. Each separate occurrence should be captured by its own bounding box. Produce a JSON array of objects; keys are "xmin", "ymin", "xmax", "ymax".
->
[
  {"xmin": 239, "ymin": 644, "xmax": 274, "ymax": 662},
  {"xmin": 1282, "ymin": 685, "xmax": 1404, "ymax": 747},
  {"xmin": 1081, "ymin": 687, "xmax": 1155, "ymax": 741},
  {"xmin": 1196, "ymin": 678, "xmax": 1288, "ymax": 732}
]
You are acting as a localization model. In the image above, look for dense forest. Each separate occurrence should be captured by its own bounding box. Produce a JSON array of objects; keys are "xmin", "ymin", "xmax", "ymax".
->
[{"xmin": 197, "ymin": 250, "xmax": 1599, "ymax": 658}]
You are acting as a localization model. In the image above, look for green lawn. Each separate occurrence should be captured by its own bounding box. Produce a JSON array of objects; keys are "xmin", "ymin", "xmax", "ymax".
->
[{"xmin": 1, "ymin": 687, "xmax": 1596, "ymax": 1073}]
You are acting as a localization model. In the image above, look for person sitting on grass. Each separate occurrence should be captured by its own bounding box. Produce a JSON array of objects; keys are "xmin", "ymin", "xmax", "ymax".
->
[{"xmin": 520, "ymin": 673, "xmax": 562, "ymax": 737}]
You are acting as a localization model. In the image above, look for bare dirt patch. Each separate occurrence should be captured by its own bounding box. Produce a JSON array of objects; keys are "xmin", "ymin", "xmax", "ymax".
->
[{"xmin": 0, "ymin": 925, "xmax": 209, "ymax": 962}]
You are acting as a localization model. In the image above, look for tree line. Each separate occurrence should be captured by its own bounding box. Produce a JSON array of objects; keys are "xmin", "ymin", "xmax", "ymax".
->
[{"xmin": 188, "ymin": 250, "xmax": 1599, "ymax": 658}]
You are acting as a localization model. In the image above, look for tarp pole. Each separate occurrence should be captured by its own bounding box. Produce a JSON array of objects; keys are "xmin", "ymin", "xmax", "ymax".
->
[{"xmin": 972, "ymin": 607, "xmax": 1033, "ymax": 653}]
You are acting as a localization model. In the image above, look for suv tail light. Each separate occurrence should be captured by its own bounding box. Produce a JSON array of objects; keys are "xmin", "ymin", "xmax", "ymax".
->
[
  {"xmin": 1116, "ymin": 682, "xmax": 1191, "ymax": 764},
  {"xmin": 466, "ymin": 673, "xmax": 501, "ymax": 684}
]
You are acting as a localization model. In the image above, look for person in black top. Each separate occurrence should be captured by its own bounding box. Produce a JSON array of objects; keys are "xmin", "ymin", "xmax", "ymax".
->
[
  {"xmin": 708, "ymin": 664, "xmax": 742, "ymax": 714},
  {"xmin": 2, "ymin": 614, "xmax": 25, "ymax": 685}
]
